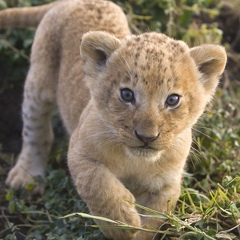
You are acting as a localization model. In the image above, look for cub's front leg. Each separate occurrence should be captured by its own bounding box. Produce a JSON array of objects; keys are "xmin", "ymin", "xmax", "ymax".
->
[
  {"xmin": 134, "ymin": 184, "xmax": 181, "ymax": 240},
  {"xmin": 68, "ymin": 135, "xmax": 141, "ymax": 240}
]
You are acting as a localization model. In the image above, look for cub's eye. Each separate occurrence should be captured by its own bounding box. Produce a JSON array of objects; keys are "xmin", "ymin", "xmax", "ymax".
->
[
  {"xmin": 120, "ymin": 88, "xmax": 135, "ymax": 103},
  {"xmin": 165, "ymin": 94, "xmax": 181, "ymax": 108}
]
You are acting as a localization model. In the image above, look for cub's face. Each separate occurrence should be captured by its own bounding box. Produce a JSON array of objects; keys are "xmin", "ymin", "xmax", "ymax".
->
[{"xmin": 81, "ymin": 32, "xmax": 227, "ymax": 160}]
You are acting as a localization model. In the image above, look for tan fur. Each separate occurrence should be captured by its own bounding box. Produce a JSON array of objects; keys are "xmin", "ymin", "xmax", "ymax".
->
[
  {"xmin": 0, "ymin": 1, "xmax": 56, "ymax": 28},
  {"xmin": 2, "ymin": 0, "xmax": 227, "ymax": 239}
]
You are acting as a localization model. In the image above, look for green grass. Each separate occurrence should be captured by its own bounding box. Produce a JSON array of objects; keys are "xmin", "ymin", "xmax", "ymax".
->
[{"xmin": 0, "ymin": 0, "xmax": 240, "ymax": 239}]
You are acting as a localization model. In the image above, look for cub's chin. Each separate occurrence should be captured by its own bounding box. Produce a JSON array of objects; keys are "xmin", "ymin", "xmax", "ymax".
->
[{"xmin": 124, "ymin": 146, "xmax": 162, "ymax": 162}]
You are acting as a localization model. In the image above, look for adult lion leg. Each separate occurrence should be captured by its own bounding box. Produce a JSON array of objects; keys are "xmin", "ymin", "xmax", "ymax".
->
[
  {"xmin": 6, "ymin": 59, "xmax": 57, "ymax": 194},
  {"xmin": 5, "ymin": 12, "xmax": 60, "ymax": 193},
  {"xmin": 6, "ymin": 65, "xmax": 56, "ymax": 194}
]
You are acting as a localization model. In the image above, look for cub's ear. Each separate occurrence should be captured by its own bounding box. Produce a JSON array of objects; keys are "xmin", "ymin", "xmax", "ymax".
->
[
  {"xmin": 190, "ymin": 44, "xmax": 227, "ymax": 101},
  {"xmin": 80, "ymin": 31, "xmax": 121, "ymax": 73}
]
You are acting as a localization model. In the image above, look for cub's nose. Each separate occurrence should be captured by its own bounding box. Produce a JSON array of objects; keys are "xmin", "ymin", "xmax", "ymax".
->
[{"xmin": 135, "ymin": 130, "xmax": 159, "ymax": 144}]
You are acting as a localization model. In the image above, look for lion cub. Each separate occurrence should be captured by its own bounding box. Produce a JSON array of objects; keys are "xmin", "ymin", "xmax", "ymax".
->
[{"xmin": 1, "ymin": 0, "xmax": 227, "ymax": 239}]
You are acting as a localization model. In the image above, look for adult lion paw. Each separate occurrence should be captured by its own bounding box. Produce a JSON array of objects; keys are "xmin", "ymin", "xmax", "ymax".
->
[{"xmin": 6, "ymin": 157, "xmax": 46, "ymax": 194}]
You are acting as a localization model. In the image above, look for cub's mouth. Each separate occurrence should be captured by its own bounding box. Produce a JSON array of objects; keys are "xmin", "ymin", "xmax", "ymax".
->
[
  {"xmin": 139, "ymin": 145, "xmax": 156, "ymax": 150},
  {"xmin": 125, "ymin": 145, "xmax": 162, "ymax": 160}
]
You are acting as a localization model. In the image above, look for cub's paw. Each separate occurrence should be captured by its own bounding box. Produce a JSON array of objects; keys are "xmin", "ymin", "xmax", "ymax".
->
[
  {"xmin": 98, "ymin": 199, "xmax": 141, "ymax": 240},
  {"xmin": 6, "ymin": 158, "xmax": 46, "ymax": 194},
  {"xmin": 100, "ymin": 209, "xmax": 141, "ymax": 240},
  {"xmin": 133, "ymin": 218, "xmax": 165, "ymax": 240},
  {"xmin": 133, "ymin": 231, "xmax": 158, "ymax": 240}
]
